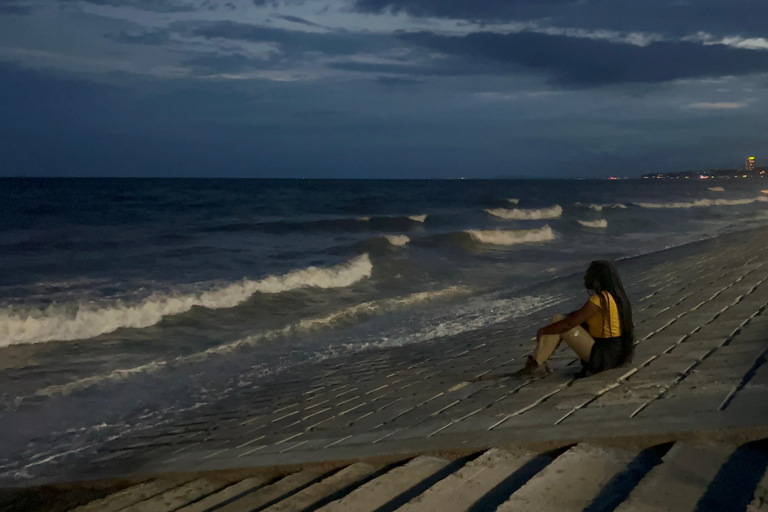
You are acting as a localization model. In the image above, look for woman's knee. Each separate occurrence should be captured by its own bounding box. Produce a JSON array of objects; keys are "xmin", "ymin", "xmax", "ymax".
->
[{"xmin": 550, "ymin": 313, "xmax": 566, "ymax": 323}]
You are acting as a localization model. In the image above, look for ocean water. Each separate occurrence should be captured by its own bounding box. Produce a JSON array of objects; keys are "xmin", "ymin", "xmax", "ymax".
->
[{"xmin": 2, "ymin": 177, "xmax": 768, "ymax": 480}]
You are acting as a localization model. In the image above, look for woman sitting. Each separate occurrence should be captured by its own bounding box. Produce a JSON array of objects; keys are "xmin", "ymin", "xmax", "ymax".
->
[{"xmin": 518, "ymin": 260, "xmax": 635, "ymax": 378}]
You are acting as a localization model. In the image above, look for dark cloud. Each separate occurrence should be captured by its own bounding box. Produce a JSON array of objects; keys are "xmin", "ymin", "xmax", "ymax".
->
[
  {"xmin": 375, "ymin": 76, "xmax": 423, "ymax": 86},
  {"xmin": 354, "ymin": 0, "xmax": 570, "ymax": 20},
  {"xmin": 3, "ymin": 58, "xmax": 768, "ymax": 178},
  {"xmin": 0, "ymin": 0, "xmax": 32, "ymax": 15},
  {"xmin": 104, "ymin": 20, "xmax": 388, "ymax": 64},
  {"xmin": 58, "ymin": 0, "xmax": 196, "ymax": 12},
  {"xmin": 273, "ymin": 14, "xmax": 322, "ymax": 27},
  {"xmin": 327, "ymin": 60, "xmax": 474, "ymax": 76},
  {"xmin": 182, "ymin": 52, "xmax": 280, "ymax": 73},
  {"xmin": 399, "ymin": 31, "xmax": 768, "ymax": 86},
  {"xmin": 4, "ymin": 1, "xmax": 768, "ymax": 179},
  {"xmin": 253, "ymin": 0, "xmax": 309, "ymax": 7},
  {"xmin": 106, "ymin": 29, "xmax": 171, "ymax": 45},
  {"xmin": 354, "ymin": 0, "xmax": 768, "ymax": 38},
  {"xmin": 182, "ymin": 20, "xmax": 768, "ymax": 88},
  {"xmin": 190, "ymin": 21, "xmax": 392, "ymax": 56}
]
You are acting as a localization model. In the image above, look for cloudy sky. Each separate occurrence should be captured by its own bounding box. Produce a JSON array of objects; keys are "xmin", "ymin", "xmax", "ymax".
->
[{"xmin": 1, "ymin": 0, "xmax": 767, "ymax": 178}]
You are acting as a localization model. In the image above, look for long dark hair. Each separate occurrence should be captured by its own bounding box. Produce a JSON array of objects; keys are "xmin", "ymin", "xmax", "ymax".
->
[{"xmin": 585, "ymin": 260, "xmax": 634, "ymax": 365}]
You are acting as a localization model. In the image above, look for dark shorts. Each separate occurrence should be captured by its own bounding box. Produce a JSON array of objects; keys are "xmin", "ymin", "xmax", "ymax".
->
[{"xmin": 582, "ymin": 336, "xmax": 625, "ymax": 375}]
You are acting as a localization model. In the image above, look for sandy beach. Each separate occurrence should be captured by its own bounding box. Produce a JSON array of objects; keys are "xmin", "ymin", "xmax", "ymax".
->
[{"xmin": 7, "ymin": 224, "xmax": 768, "ymax": 511}]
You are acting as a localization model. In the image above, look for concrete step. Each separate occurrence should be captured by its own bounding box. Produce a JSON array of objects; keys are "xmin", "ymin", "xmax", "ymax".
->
[
  {"xmin": 176, "ymin": 476, "xmax": 264, "ymax": 512},
  {"xmin": 497, "ymin": 443, "xmax": 637, "ymax": 512},
  {"xmin": 69, "ymin": 479, "xmax": 185, "ymax": 512},
  {"xmin": 615, "ymin": 442, "xmax": 736, "ymax": 512},
  {"xmin": 215, "ymin": 470, "xmax": 329, "ymax": 512},
  {"xmin": 396, "ymin": 449, "xmax": 540, "ymax": 512},
  {"xmin": 260, "ymin": 462, "xmax": 379, "ymax": 512},
  {"xmin": 118, "ymin": 478, "xmax": 230, "ymax": 512},
  {"xmin": 317, "ymin": 456, "xmax": 449, "ymax": 512}
]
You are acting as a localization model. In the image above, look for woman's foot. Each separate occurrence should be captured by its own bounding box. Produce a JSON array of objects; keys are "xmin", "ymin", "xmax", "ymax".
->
[{"xmin": 514, "ymin": 355, "xmax": 551, "ymax": 378}]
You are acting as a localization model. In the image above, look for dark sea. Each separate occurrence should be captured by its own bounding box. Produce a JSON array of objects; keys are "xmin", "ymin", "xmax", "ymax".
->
[{"xmin": 2, "ymin": 177, "xmax": 768, "ymax": 480}]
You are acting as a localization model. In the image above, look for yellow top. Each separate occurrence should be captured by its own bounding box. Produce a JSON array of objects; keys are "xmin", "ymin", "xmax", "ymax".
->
[{"xmin": 587, "ymin": 291, "xmax": 621, "ymax": 338}]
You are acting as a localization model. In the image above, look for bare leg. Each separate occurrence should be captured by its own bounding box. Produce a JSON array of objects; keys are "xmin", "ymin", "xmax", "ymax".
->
[
  {"xmin": 561, "ymin": 322, "xmax": 595, "ymax": 362},
  {"xmin": 533, "ymin": 314, "xmax": 595, "ymax": 365}
]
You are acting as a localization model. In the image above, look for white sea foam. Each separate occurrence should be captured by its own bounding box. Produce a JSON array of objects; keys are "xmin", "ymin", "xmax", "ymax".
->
[
  {"xmin": 507, "ymin": 198, "xmax": 520, "ymax": 204},
  {"xmin": 484, "ymin": 205, "xmax": 563, "ymax": 220},
  {"xmin": 345, "ymin": 293, "xmax": 562, "ymax": 351},
  {"xmin": 466, "ymin": 226, "xmax": 555, "ymax": 245},
  {"xmin": 384, "ymin": 235, "xmax": 410, "ymax": 246},
  {"xmin": 1, "ymin": 255, "xmax": 373, "ymax": 346},
  {"xmin": 356, "ymin": 216, "xmax": 371, "ymax": 221},
  {"xmin": 578, "ymin": 219, "xmax": 608, "ymax": 229},
  {"xmin": 636, "ymin": 197, "xmax": 768, "ymax": 209},
  {"xmin": 574, "ymin": 203, "xmax": 627, "ymax": 211},
  {"xmin": 34, "ymin": 285, "xmax": 472, "ymax": 397},
  {"xmin": 708, "ymin": 187, "xmax": 725, "ymax": 192},
  {"xmin": 408, "ymin": 214, "xmax": 427, "ymax": 223}
]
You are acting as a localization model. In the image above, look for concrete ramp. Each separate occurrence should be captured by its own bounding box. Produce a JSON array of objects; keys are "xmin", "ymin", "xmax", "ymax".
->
[
  {"xmin": 208, "ymin": 469, "xmax": 329, "ymax": 512},
  {"xmin": 317, "ymin": 456, "xmax": 449, "ymax": 512},
  {"xmin": 176, "ymin": 477, "xmax": 264, "ymax": 512},
  {"xmin": 497, "ymin": 444, "xmax": 636, "ymax": 512},
  {"xmin": 57, "ymin": 441, "xmax": 764, "ymax": 512},
  {"xmin": 260, "ymin": 462, "xmax": 379, "ymax": 512},
  {"xmin": 69, "ymin": 479, "xmax": 189, "ymax": 512},
  {"xmin": 117, "ymin": 478, "xmax": 231, "ymax": 512},
  {"xmin": 397, "ymin": 449, "xmax": 539, "ymax": 512},
  {"xmin": 615, "ymin": 442, "xmax": 736, "ymax": 512}
]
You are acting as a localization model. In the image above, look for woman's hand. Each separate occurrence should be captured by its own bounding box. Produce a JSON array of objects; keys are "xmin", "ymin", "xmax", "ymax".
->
[{"xmin": 540, "ymin": 302, "xmax": 601, "ymax": 338}]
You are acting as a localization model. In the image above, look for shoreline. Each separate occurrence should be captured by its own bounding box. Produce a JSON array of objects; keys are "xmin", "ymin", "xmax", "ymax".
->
[{"xmin": 6, "ymin": 223, "xmax": 768, "ymax": 510}]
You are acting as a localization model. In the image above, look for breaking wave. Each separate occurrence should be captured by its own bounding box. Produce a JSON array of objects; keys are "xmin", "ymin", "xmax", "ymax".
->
[
  {"xmin": 1, "ymin": 255, "xmax": 373, "ymax": 346},
  {"xmin": 574, "ymin": 203, "xmax": 627, "ymax": 211},
  {"xmin": 636, "ymin": 197, "xmax": 768, "ymax": 209},
  {"xmin": 708, "ymin": 187, "xmax": 725, "ymax": 192},
  {"xmin": 507, "ymin": 198, "xmax": 520, "ymax": 204},
  {"xmin": 578, "ymin": 219, "xmax": 608, "ymax": 229},
  {"xmin": 408, "ymin": 214, "xmax": 427, "ymax": 223},
  {"xmin": 485, "ymin": 205, "xmax": 563, "ymax": 220},
  {"xmin": 384, "ymin": 235, "xmax": 410, "ymax": 246},
  {"xmin": 465, "ymin": 226, "xmax": 555, "ymax": 245},
  {"xmin": 346, "ymin": 235, "xmax": 410, "ymax": 254},
  {"xmin": 34, "ymin": 285, "xmax": 472, "ymax": 397}
]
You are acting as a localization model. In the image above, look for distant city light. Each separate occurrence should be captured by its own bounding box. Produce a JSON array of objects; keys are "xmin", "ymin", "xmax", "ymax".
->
[{"xmin": 643, "ymin": 156, "xmax": 766, "ymax": 180}]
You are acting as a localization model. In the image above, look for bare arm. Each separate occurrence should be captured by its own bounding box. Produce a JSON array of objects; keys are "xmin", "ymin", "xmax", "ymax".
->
[{"xmin": 537, "ymin": 300, "xmax": 600, "ymax": 338}]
